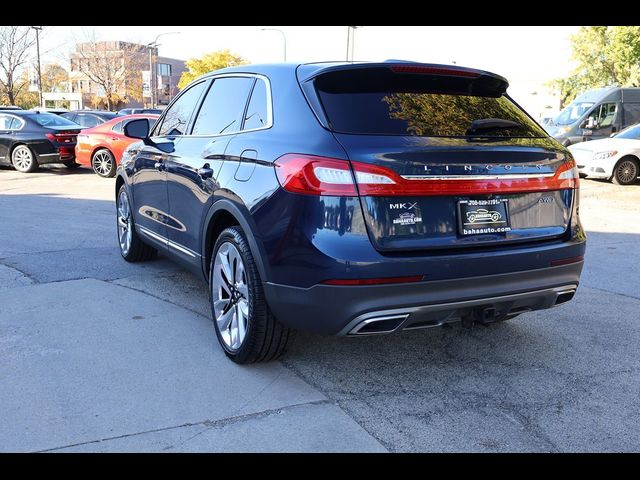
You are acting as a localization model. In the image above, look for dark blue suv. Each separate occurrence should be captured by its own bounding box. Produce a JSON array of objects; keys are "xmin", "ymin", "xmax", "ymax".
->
[{"xmin": 115, "ymin": 61, "xmax": 586, "ymax": 363}]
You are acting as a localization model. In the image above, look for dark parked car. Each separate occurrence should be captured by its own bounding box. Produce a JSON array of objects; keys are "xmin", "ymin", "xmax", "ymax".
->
[
  {"xmin": 118, "ymin": 108, "xmax": 163, "ymax": 116},
  {"xmin": 115, "ymin": 61, "xmax": 586, "ymax": 363},
  {"xmin": 0, "ymin": 106, "xmax": 23, "ymax": 111},
  {"xmin": 61, "ymin": 110, "xmax": 118, "ymax": 129},
  {"xmin": 0, "ymin": 110, "xmax": 81, "ymax": 172}
]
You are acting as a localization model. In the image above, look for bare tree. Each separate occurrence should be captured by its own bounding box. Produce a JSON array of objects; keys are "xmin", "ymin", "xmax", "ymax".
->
[
  {"xmin": 72, "ymin": 32, "xmax": 147, "ymax": 110},
  {"xmin": 0, "ymin": 26, "xmax": 35, "ymax": 105}
]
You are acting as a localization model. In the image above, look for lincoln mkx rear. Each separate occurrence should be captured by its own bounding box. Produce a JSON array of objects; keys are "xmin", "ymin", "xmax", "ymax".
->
[{"xmin": 115, "ymin": 61, "xmax": 586, "ymax": 363}]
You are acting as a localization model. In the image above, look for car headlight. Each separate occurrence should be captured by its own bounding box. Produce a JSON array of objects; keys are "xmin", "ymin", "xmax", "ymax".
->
[
  {"xmin": 555, "ymin": 126, "xmax": 570, "ymax": 135},
  {"xmin": 592, "ymin": 151, "xmax": 618, "ymax": 161}
]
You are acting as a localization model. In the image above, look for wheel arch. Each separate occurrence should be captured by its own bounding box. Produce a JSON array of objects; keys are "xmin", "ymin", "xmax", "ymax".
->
[
  {"xmin": 9, "ymin": 142, "xmax": 30, "ymax": 158},
  {"xmin": 115, "ymin": 174, "xmax": 126, "ymax": 200},
  {"xmin": 613, "ymin": 154, "xmax": 640, "ymax": 180},
  {"xmin": 202, "ymin": 199, "xmax": 269, "ymax": 283},
  {"xmin": 615, "ymin": 154, "xmax": 640, "ymax": 167},
  {"xmin": 91, "ymin": 145, "xmax": 115, "ymax": 162}
]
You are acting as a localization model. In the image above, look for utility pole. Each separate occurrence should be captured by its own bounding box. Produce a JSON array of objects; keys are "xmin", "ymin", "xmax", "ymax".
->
[
  {"xmin": 261, "ymin": 28, "xmax": 287, "ymax": 61},
  {"xmin": 147, "ymin": 31, "xmax": 180, "ymax": 108},
  {"xmin": 147, "ymin": 44, "xmax": 155, "ymax": 108},
  {"xmin": 346, "ymin": 26, "xmax": 360, "ymax": 61},
  {"xmin": 31, "ymin": 26, "xmax": 43, "ymax": 108},
  {"xmin": 346, "ymin": 27, "xmax": 350, "ymax": 61}
]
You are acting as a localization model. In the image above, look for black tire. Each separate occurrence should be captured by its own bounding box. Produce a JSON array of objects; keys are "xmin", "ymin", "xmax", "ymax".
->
[
  {"xmin": 92, "ymin": 148, "xmax": 117, "ymax": 178},
  {"xmin": 64, "ymin": 161, "xmax": 81, "ymax": 169},
  {"xmin": 11, "ymin": 145, "xmax": 38, "ymax": 173},
  {"xmin": 209, "ymin": 226, "xmax": 291, "ymax": 364},
  {"xmin": 611, "ymin": 157, "xmax": 639, "ymax": 186},
  {"xmin": 116, "ymin": 184, "xmax": 157, "ymax": 262}
]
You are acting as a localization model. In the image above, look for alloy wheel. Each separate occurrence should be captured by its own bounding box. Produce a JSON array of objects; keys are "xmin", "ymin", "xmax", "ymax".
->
[
  {"xmin": 212, "ymin": 242, "xmax": 249, "ymax": 350},
  {"xmin": 93, "ymin": 151, "xmax": 113, "ymax": 176},
  {"xmin": 615, "ymin": 160, "xmax": 638, "ymax": 185},
  {"xmin": 13, "ymin": 146, "xmax": 33, "ymax": 171},
  {"xmin": 117, "ymin": 190, "xmax": 133, "ymax": 256}
]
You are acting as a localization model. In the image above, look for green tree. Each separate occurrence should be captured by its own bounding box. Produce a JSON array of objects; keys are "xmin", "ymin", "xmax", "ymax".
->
[
  {"xmin": 549, "ymin": 26, "xmax": 640, "ymax": 107},
  {"xmin": 42, "ymin": 63, "xmax": 69, "ymax": 93},
  {"xmin": 178, "ymin": 50, "xmax": 247, "ymax": 90}
]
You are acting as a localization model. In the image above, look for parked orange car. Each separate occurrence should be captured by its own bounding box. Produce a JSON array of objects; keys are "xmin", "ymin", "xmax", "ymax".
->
[{"xmin": 75, "ymin": 114, "xmax": 159, "ymax": 177}]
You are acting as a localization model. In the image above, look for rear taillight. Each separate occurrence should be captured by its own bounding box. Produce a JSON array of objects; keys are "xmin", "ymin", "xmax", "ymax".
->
[
  {"xmin": 274, "ymin": 154, "xmax": 358, "ymax": 196},
  {"xmin": 274, "ymin": 154, "xmax": 580, "ymax": 197},
  {"xmin": 46, "ymin": 131, "xmax": 79, "ymax": 144}
]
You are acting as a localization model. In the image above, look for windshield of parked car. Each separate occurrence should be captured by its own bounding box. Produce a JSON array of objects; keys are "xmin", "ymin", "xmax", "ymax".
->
[
  {"xmin": 30, "ymin": 113, "xmax": 80, "ymax": 127},
  {"xmin": 553, "ymin": 101, "xmax": 595, "ymax": 126},
  {"xmin": 315, "ymin": 68, "xmax": 547, "ymax": 138},
  {"xmin": 615, "ymin": 123, "xmax": 640, "ymax": 140}
]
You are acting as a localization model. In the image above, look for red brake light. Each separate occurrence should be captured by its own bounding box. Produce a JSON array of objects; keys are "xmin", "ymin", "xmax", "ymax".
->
[
  {"xmin": 390, "ymin": 65, "xmax": 481, "ymax": 78},
  {"xmin": 275, "ymin": 154, "xmax": 579, "ymax": 197},
  {"xmin": 274, "ymin": 154, "xmax": 358, "ymax": 196},
  {"xmin": 45, "ymin": 131, "xmax": 79, "ymax": 143}
]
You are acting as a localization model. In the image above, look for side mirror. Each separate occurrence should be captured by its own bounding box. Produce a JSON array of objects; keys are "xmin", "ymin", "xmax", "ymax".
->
[{"xmin": 123, "ymin": 119, "xmax": 149, "ymax": 139}]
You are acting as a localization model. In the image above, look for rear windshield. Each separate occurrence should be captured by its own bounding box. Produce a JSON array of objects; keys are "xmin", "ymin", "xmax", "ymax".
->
[
  {"xmin": 314, "ymin": 69, "xmax": 547, "ymax": 138},
  {"xmin": 30, "ymin": 113, "xmax": 80, "ymax": 127}
]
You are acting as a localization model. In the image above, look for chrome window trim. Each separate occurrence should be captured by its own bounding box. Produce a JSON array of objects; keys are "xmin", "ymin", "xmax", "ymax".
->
[
  {"xmin": 151, "ymin": 78, "xmax": 210, "ymax": 138},
  {"xmin": 151, "ymin": 73, "xmax": 273, "ymax": 140},
  {"xmin": 0, "ymin": 113, "xmax": 26, "ymax": 131}
]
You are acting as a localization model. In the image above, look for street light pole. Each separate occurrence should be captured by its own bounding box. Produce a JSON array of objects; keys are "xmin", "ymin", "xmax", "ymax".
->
[
  {"xmin": 31, "ymin": 26, "xmax": 43, "ymax": 108},
  {"xmin": 261, "ymin": 28, "xmax": 287, "ymax": 61},
  {"xmin": 346, "ymin": 26, "xmax": 360, "ymax": 62},
  {"xmin": 147, "ymin": 31, "xmax": 180, "ymax": 108}
]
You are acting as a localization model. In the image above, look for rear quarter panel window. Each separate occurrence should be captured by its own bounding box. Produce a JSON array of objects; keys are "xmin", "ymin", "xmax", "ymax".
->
[{"xmin": 243, "ymin": 79, "xmax": 269, "ymax": 130}]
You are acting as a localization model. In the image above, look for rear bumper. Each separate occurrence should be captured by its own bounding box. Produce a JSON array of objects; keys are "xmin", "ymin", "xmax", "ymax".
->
[
  {"xmin": 36, "ymin": 150, "xmax": 75, "ymax": 165},
  {"xmin": 263, "ymin": 261, "xmax": 584, "ymax": 335}
]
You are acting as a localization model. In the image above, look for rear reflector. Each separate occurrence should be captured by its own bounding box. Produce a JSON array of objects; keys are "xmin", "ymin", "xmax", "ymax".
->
[
  {"xmin": 550, "ymin": 255, "xmax": 584, "ymax": 267},
  {"xmin": 321, "ymin": 275, "xmax": 424, "ymax": 286},
  {"xmin": 390, "ymin": 65, "xmax": 481, "ymax": 78},
  {"xmin": 275, "ymin": 154, "xmax": 579, "ymax": 197}
]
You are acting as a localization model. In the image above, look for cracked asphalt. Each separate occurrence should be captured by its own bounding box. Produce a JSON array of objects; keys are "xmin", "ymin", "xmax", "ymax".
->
[{"xmin": 1, "ymin": 165, "xmax": 638, "ymax": 452}]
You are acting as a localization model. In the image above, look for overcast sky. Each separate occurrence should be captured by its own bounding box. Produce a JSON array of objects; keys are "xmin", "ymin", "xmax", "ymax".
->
[{"xmin": 40, "ymin": 25, "xmax": 580, "ymax": 116}]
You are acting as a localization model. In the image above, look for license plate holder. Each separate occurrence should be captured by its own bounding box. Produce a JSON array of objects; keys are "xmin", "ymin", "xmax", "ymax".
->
[{"xmin": 457, "ymin": 198, "xmax": 511, "ymax": 236}]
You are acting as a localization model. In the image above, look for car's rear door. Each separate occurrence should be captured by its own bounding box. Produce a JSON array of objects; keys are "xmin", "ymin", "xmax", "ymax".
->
[{"xmin": 300, "ymin": 64, "xmax": 578, "ymax": 252}]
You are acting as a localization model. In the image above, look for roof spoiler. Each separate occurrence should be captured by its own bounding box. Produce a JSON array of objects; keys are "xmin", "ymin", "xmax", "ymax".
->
[{"xmin": 301, "ymin": 62, "xmax": 509, "ymax": 96}]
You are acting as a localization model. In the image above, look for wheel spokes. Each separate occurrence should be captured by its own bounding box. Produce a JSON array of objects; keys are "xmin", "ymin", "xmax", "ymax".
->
[{"xmin": 213, "ymin": 241, "xmax": 250, "ymax": 351}]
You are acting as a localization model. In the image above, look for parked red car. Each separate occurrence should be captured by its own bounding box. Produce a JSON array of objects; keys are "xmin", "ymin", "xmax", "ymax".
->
[{"xmin": 75, "ymin": 114, "xmax": 159, "ymax": 177}]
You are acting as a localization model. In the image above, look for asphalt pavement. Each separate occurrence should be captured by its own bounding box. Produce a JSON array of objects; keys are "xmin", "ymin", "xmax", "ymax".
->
[{"xmin": 1, "ymin": 165, "xmax": 638, "ymax": 452}]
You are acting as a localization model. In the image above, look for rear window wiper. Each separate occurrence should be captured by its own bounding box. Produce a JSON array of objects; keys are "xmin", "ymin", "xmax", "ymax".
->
[{"xmin": 466, "ymin": 118, "xmax": 523, "ymax": 135}]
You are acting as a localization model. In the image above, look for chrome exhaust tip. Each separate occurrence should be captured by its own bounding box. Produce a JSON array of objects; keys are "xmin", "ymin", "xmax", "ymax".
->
[
  {"xmin": 554, "ymin": 288, "xmax": 577, "ymax": 306},
  {"xmin": 348, "ymin": 314, "xmax": 409, "ymax": 335}
]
